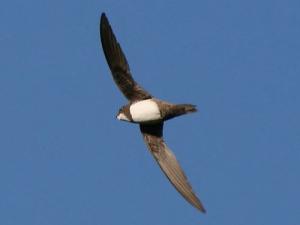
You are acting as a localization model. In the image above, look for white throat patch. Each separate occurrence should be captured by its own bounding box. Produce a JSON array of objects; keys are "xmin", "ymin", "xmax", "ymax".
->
[
  {"xmin": 129, "ymin": 99, "xmax": 161, "ymax": 123},
  {"xmin": 117, "ymin": 113, "xmax": 129, "ymax": 121}
]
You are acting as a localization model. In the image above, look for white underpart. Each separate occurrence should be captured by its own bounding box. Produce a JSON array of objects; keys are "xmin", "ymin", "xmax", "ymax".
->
[
  {"xmin": 130, "ymin": 99, "xmax": 161, "ymax": 122},
  {"xmin": 117, "ymin": 113, "xmax": 129, "ymax": 121}
]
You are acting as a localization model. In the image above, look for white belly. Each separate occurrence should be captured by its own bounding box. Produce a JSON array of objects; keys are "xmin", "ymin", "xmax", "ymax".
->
[{"xmin": 129, "ymin": 99, "xmax": 161, "ymax": 122}]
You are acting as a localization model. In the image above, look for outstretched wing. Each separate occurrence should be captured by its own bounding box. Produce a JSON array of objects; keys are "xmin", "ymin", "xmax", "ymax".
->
[
  {"xmin": 140, "ymin": 123, "xmax": 206, "ymax": 213},
  {"xmin": 100, "ymin": 13, "xmax": 152, "ymax": 102}
]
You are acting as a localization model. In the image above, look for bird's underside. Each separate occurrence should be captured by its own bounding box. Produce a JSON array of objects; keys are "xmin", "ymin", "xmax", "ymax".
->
[{"xmin": 100, "ymin": 12, "xmax": 206, "ymax": 213}]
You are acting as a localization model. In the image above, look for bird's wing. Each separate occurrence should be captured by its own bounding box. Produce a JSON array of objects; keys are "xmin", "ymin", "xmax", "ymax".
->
[
  {"xmin": 100, "ymin": 13, "xmax": 152, "ymax": 102},
  {"xmin": 140, "ymin": 123, "xmax": 206, "ymax": 213}
]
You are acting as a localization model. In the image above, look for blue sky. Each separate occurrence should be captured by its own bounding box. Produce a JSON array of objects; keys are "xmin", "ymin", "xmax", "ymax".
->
[{"xmin": 0, "ymin": 0, "xmax": 299, "ymax": 224}]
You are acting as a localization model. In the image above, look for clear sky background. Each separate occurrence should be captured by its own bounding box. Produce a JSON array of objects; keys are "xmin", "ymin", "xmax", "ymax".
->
[{"xmin": 0, "ymin": 0, "xmax": 299, "ymax": 224}]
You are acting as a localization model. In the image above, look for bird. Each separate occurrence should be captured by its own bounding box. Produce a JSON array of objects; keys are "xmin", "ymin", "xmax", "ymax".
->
[{"xmin": 99, "ymin": 13, "xmax": 206, "ymax": 213}]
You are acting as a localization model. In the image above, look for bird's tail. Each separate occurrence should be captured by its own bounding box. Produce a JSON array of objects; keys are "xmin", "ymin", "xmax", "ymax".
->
[
  {"xmin": 164, "ymin": 104, "xmax": 197, "ymax": 120},
  {"xmin": 178, "ymin": 104, "xmax": 197, "ymax": 114}
]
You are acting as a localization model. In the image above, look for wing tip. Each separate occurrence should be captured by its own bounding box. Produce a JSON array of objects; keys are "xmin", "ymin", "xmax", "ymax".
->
[
  {"xmin": 197, "ymin": 204, "xmax": 206, "ymax": 213},
  {"xmin": 100, "ymin": 12, "xmax": 106, "ymax": 20},
  {"xmin": 190, "ymin": 195, "xmax": 206, "ymax": 213},
  {"xmin": 100, "ymin": 12, "xmax": 108, "ymax": 28}
]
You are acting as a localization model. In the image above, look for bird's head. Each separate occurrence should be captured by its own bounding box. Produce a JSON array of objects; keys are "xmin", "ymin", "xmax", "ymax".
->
[{"xmin": 116, "ymin": 105, "xmax": 131, "ymax": 122}]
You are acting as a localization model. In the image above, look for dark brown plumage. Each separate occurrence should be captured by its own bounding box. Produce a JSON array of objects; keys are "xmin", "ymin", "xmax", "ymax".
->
[
  {"xmin": 100, "ymin": 13, "xmax": 152, "ymax": 102},
  {"xmin": 140, "ymin": 123, "xmax": 206, "ymax": 212},
  {"xmin": 100, "ymin": 13, "xmax": 206, "ymax": 213}
]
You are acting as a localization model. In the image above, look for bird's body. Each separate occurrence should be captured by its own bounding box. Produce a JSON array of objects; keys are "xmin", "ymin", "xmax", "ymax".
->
[
  {"xmin": 120, "ymin": 99, "xmax": 162, "ymax": 123},
  {"xmin": 99, "ymin": 13, "xmax": 206, "ymax": 213},
  {"xmin": 117, "ymin": 98, "xmax": 197, "ymax": 124}
]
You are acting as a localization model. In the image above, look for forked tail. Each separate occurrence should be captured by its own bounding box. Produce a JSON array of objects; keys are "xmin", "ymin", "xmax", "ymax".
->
[
  {"xmin": 179, "ymin": 104, "xmax": 197, "ymax": 113},
  {"xmin": 164, "ymin": 104, "xmax": 197, "ymax": 121}
]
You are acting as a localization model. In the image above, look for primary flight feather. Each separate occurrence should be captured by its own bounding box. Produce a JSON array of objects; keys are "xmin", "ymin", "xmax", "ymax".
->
[{"xmin": 99, "ymin": 13, "xmax": 206, "ymax": 213}]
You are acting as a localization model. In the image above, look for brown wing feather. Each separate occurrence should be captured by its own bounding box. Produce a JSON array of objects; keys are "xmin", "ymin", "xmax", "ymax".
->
[
  {"xmin": 140, "ymin": 123, "xmax": 206, "ymax": 213},
  {"xmin": 100, "ymin": 13, "xmax": 152, "ymax": 102}
]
